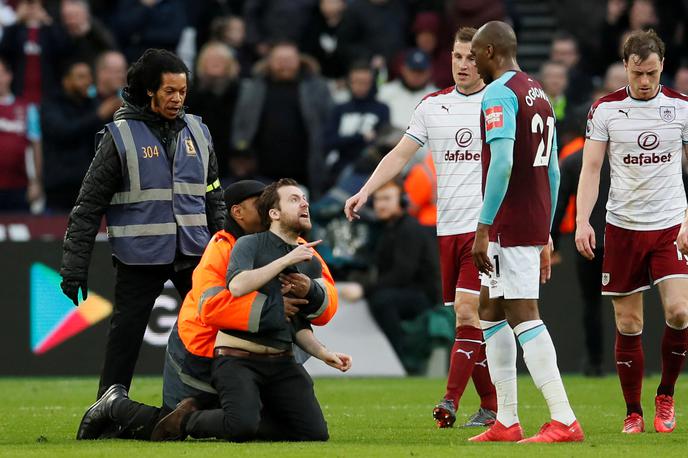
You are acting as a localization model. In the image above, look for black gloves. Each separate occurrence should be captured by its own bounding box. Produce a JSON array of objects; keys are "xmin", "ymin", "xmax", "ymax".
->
[{"xmin": 61, "ymin": 278, "xmax": 88, "ymax": 306}]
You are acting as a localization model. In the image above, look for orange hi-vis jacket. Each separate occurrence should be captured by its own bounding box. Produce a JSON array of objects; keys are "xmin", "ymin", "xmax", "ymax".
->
[
  {"xmin": 404, "ymin": 152, "xmax": 437, "ymax": 227},
  {"xmin": 557, "ymin": 136, "xmax": 585, "ymax": 234},
  {"xmin": 177, "ymin": 230, "xmax": 339, "ymax": 358}
]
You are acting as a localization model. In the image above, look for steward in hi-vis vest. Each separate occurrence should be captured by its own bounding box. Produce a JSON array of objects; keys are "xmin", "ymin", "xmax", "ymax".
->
[{"xmin": 60, "ymin": 49, "xmax": 226, "ymax": 400}]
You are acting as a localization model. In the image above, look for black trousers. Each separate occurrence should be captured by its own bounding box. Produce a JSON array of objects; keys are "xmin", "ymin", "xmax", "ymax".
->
[
  {"xmin": 367, "ymin": 288, "xmax": 433, "ymax": 357},
  {"xmin": 575, "ymin": 248, "xmax": 604, "ymax": 367},
  {"xmin": 185, "ymin": 354, "xmax": 329, "ymax": 442},
  {"xmin": 109, "ymin": 398, "xmax": 167, "ymax": 440},
  {"xmin": 97, "ymin": 261, "xmax": 195, "ymax": 398}
]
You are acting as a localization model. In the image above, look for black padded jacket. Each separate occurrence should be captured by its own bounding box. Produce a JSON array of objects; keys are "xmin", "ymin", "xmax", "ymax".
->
[{"xmin": 60, "ymin": 101, "xmax": 226, "ymax": 281}]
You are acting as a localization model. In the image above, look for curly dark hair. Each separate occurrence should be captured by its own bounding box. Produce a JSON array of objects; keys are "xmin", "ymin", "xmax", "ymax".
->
[
  {"xmin": 256, "ymin": 178, "xmax": 299, "ymax": 228},
  {"xmin": 125, "ymin": 49, "xmax": 189, "ymax": 106}
]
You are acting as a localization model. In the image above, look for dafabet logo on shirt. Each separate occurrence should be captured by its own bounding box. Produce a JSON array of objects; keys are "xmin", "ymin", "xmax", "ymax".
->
[{"xmin": 30, "ymin": 263, "xmax": 112, "ymax": 355}]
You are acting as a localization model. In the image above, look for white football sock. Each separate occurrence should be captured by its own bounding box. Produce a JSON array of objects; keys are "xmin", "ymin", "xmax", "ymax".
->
[
  {"xmin": 514, "ymin": 319, "xmax": 576, "ymax": 426},
  {"xmin": 481, "ymin": 319, "xmax": 519, "ymax": 427}
]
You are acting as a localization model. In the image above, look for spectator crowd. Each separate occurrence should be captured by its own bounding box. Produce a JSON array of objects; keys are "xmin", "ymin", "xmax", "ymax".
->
[{"xmin": 3, "ymin": 0, "xmax": 688, "ymax": 372}]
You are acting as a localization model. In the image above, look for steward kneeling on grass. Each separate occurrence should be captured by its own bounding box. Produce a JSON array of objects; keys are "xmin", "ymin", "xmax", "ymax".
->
[
  {"xmin": 77, "ymin": 180, "xmax": 349, "ymax": 441},
  {"xmin": 151, "ymin": 178, "xmax": 343, "ymax": 442}
]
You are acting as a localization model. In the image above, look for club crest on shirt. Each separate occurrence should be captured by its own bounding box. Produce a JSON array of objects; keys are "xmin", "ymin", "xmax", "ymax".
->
[
  {"xmin": 660, "ymin": 106, "xmax": 675, "ymax": 123},
  {"xmin": 185, "ymin": 138, "xmax": 197, "ymax": 155},
  {"xmin": 602, "ymin": 272, "xmax": 610, "ymax": 286}
]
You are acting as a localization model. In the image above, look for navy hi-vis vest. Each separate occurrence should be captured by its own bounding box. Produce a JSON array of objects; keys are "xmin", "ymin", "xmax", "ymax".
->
[{"xmin": 104, "ymin": 115, "xmax": 212, "ymax": 265}]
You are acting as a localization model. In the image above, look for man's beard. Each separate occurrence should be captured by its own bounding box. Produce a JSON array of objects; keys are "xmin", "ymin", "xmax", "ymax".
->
[{"xmin": 279, "ymin": 215, "xmax": 310, "ymax": 236}]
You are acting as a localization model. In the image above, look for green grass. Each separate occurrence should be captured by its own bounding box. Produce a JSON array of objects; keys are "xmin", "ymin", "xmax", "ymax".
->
[{"xmin": 0, "ymin": 375, "xmax": 686, "ymax": 457}]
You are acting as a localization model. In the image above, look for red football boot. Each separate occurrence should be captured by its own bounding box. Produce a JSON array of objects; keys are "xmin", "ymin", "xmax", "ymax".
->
[
  {"xmin": 654, "ymin": 395, "xmax": 676, "ymax": 433},
  {"xmin": 518, "ymin": 420, "xmax": 584, "ymax": 443},
  {"xmin": 622, "ymin": 413, "xmax": 644, "ymax": 434},
  {"xmin": 468, "ymin": 420, "xmax": 524, "ymax": 442}
]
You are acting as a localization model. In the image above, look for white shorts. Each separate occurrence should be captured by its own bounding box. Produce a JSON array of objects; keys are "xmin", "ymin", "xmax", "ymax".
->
[{"xmin": 480, "ymin": 241, "xmax": 543, "ymax": 299}]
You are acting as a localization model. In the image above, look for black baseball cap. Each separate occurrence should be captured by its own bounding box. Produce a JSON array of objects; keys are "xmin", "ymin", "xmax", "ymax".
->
[{"xmin": 223, "ymin": 180, "xmax": 266, "ymax": 208}]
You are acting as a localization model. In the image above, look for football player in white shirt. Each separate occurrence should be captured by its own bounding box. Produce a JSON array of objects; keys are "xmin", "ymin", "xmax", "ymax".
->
[
  {"xmin": 344, "ymin": 27, "xmax": 497, "ymax": 429},
  {"xmin": 576, "ymin": 29, "xmax": 688, "ymax": 435}
]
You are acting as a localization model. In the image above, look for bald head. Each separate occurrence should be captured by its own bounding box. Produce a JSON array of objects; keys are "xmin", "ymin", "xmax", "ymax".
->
[
  {"xmin": 474, "ymin": 21, "xmax": 517, "ymax": 58},
  {"xmin": 471, "ymin": 21, "xmax": 519, "ymax": 83}
]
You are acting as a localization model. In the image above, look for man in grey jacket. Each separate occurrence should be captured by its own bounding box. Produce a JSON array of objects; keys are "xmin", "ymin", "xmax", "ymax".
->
[{"xmin": 231, "ymin": 41, "xmax": 333, "ymax": 198}]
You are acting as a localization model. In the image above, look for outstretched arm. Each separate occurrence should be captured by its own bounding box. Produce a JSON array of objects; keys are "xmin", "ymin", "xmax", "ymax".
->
[
  {"xmin": 344, "ymin": 136, "xmax": 419, "ymax": 220},
  {"xmin": 295, "ymin": 328, "xmax": 352, "ymax": 372}
]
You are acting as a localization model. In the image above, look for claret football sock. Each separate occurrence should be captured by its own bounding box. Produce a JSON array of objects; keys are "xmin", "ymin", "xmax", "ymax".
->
[
  {"xmin": 444, "ymin": 326, "xmax": 486, "ymax": 409},
  {"xmin": 481, "ymin": 320, "xmax": 518, "ymax": 427},
  {"xmin": 514, "ymin": 320, "xmax": 576, "ymax": 426},
  {"xmin": 615, "ymin": 330, "xmax": 644, "ymax": 416},
  {"xmin": 657, "ymin": 322, "xmax": 688, "ymax": 397},
  {"xmin": 472, "ymin": 343, "xmax": 497, "ymax": 411}
]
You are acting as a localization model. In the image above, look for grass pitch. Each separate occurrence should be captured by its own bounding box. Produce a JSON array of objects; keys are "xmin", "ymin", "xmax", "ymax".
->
[{"xmin": 0, "ymin": 375, "xmax": 686, "ymax": 457}]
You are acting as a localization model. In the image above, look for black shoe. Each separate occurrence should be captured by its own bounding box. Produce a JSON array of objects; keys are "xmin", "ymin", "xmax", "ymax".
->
[
  {"xmin": 76, "ymin": 384, "xmax": 128, "ymax": 440},
  {"xmin": 150, "ymin": 397, "xmax": 199, "ymax": 441}
]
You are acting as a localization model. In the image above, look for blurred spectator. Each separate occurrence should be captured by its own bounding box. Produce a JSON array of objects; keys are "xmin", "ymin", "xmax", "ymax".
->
[
  {"xmin": 598, "ymin": 0, "xmax": 658, "ymax": 75},
  {"xmin": 186, "ymin": 42, "xmax": 239, "ymax": 180},
  {"xmin": 337, "ymin": 0, "xmax": 408, "ymax": 70},
  {"xmin": 339, "ymin": 178, "xmax": 440, "ymax": 371},
  {"xmin": 540, "ymin": 61, "xmax": 568, "ymax": 120},
  {"xmin": 390, "ymin": 12, "xmax": 452, "ymax": 89},
  {"xmin": 674, "ymin": 66, "xmax": 688, "ymax": 95},
  {"xmin": 231, "ymin": 41, "xmax": 333, "ymax": 197},
  {"xmin": 540, "ymin": 60, "xmax": 572, "ymax": 146},
  {"xmin": 445, "ymin": 0, "xmax": 508, "ymax": 31},
  {"xmin": 549, "ymin": 32, "xmax": 593, "ymax": 107},
  {"xmin": 602, "ymin": 61, "xmax": 628, "ymax": 94},
  {"xmin": 554, "ymin": 0, "xmax": 606, "ymax": 73},
  {"xmin": 94, "ymin": 50, "xmax": 126, "ymax": 101},
  {"xmin": 41, "ymin": 60, "xmax": 120, "ymax": 211},
  {"xmin": 0, "ymin": 57, "xmax": 42, "ymax": 212},
  {"xmin": 0, "ymin": 0, "xmax": 66, "ymax": 104},
  {"xmin": 300, "ymin": 0, "xmax": 348, "ymax": 79},
  {"xmin": 0, "ymin": 1, "xmax": 16, "ymax": 41},
  {"xmin": 194, "ymin": 0, "xmax": 244, "ymax": 52},
  {"xmin": 60, "ymin": 0, "xmax": 116, "ymax": 66},
  {"xmin": 110, "ymin": 0, "xmax": 186, "ymax": 64},
  {"xmin": 209, "ymin": 15, "xmax": 256, "ymax": 78},
  {"xmin": 377, "ymin": 49, "xmax": 437, "ymax": 130},
  {"xmin": 324, "ymin": 61, "xmax": 389, "ymax": 187},
  {"xmin": 244, "ymin": 0, "xmax": 316, "ymax": 57}
]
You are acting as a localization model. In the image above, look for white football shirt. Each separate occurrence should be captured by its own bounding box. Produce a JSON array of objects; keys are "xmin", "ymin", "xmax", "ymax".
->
[
  {"xmin": 587, "ymin": 86, "xmax": 688, "ymax": 230},
  {"xmin": 405, "ymin": 85, "xmax": 485, "ymax": 236}
]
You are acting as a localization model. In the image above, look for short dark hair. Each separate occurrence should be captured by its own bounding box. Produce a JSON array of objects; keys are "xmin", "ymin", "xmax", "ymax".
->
[
  {"xmin": 0, "ymin": 56, "xmax": 10, "ymax": 73},
  {"xmin": 268, "ymin": 40, "xmax": 299, "ymax": 54},
  {"xmin": 60, "ymin": 58, "xmax": 90, "ymax": 79},
  {"xmin": 552, "ymin": 31, "xmax": 577, "ymax": 45},
  {"xmin": 623, "ymin": 29, "xmax": 665, "ymax": 63},
  {"xmin": 348, "ymin": 59, "xmax": 372, "ymax": 74},
  {"xmin": 256, "ymin": 178, "xmax": 299, "ymax": 227},
  {"xmin": 454, "ymin": 27, "xmax": 477, "ymax": 43},
  {"xmin": 125, "ymin": 49, "xmax": 189, "ymax": 106}
]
